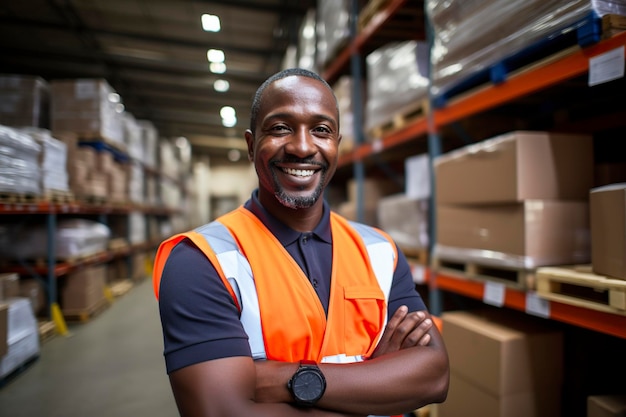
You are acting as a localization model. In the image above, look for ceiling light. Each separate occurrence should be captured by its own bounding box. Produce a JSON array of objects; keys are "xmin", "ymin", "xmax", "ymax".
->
[
  {"xmin": 209, "ymin": 62, "xmax": 226, "ymax": 74},
  {"xmin": 201, "ymin": 14, "xmax": 221, "ymax": 32},
  {"xmin": 214, "ymin": 79, "xmax": 229, "ymax": 92},
  {"xmin": 207, "ymin": 49, "xmax": 224, "ymax": 63},
  {"xmin": 222, "ymin": 116, "xmax": 237, "ymax": 128},
  {"xmin": 220, "ymin": 106, "xmax": 236, "ymax": 119}
]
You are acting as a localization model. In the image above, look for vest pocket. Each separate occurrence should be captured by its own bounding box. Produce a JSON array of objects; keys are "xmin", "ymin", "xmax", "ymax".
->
[{"xmin": 343, "ymin": 286, "xmax": 385, "ymax": 356}]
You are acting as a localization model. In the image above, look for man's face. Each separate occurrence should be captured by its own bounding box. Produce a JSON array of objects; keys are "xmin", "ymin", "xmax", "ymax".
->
[{"xmin": 245, "ymin": 76, "xmax": 342, "ymax": 209}]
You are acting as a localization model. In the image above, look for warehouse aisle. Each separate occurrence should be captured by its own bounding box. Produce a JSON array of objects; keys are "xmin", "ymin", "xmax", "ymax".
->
[{"xmin": 0, "ymin": 278, "xmax": 179, "ymax": 417}]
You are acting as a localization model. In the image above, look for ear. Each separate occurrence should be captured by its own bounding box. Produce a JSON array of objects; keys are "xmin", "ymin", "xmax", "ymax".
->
[{"xmin": 244, "ymin": 129, "xmax": 254, "ymax": 161}]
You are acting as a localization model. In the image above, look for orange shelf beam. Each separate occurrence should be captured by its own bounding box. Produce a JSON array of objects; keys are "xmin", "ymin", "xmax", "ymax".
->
[
  {"xmin": 322, "ymin": 0, "xmax": 409, "ymax": 83},
  {"xmin": 434, "ymin": 31, "xmax": 626, "ymax": 127},
  {"xmin": 434, "ymin": 273, "xmax": 626, "ymax": 339}
]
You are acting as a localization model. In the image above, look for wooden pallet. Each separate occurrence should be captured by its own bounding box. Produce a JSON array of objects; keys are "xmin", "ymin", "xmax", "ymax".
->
[
  {"xmin": 366, "ymin": 98, "xmax": 429, "ymax": 140},
  {"xmin": 0, "ymin": 192, "xmax": 39, "ymax": 204},
  {"xmin": 62, "ymin": 297, "xmax": 110, "ymax": 323},
  {"xmin": 432, "ymin": 256, "xmax": 534, "ymax": 291},
  {"xmin": 536, "ymin": 265, "xmax": 626, "ymax": 316},
  {"xmin": 41, "ymin": 190, "xmax": 74, "ymax": 204},
  {"xmin": 358, "ymin": 0, "xmax": 392, "ymax": 31},
  {"xmin": 602, "ymin": 14, "xmax": 626, "ymax": 39},
  {"xmin": 73, "ymin": 194, "xmax": 107, "ymax": 205},
  {"xmin": 402, "ymin": 247, "xmax": 429, "ymax": 266},
  {"xmin": 38, "ymin": 320, "xmax": 57, "ymax": 344},
  {"xmin": 109, "ymin": 280, "xmax": 133, "ymax": 298}
]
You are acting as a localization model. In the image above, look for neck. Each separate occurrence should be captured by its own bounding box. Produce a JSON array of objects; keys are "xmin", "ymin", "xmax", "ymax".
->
[{"xmin": 258, "ymin": 191, "xmax": 324, "ymax": 232}]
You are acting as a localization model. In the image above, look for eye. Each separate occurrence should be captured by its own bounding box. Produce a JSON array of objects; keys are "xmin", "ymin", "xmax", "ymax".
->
[{"xmin": 312, "ymin": 125, "xmax": 332, "ymax": 134}]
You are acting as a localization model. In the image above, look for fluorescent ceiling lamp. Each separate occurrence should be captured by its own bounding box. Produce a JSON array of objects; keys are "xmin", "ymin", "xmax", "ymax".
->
[
  {"xmin": 222, "ymin": 116, "xmax": 237, "ymax": 127},
  {"xmin": 201, "ymin": 14, "xmax": 221, "ymax": 32},
  {"xmin": 210, "ymin": 62, "xmax": 226, "ymax": 74},
  {"xmin": 220, "ymin": 106, "xmax": 236, "ymax": 119},
  {"xmin": 214, "ymin": 79, "xmax": 230, "ymax": 92},
  {"xmin": 207, "ymin": 49, "xmax": 224, "ymax": 63}
]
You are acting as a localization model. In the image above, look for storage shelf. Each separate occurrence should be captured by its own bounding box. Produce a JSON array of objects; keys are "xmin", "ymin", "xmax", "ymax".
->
[
  {"xmin": 433, "ymin": 31, "xmax": 626, "ymax": 127},
  {"xmin": 0, "ymin": 201, "xmax": 182, "ymax": 216},
  {"xmin": 434, "ymin": 273, "xmax": 626, "ymax": 339},
  {"xmin": 324, "ymin": 3, "xmax": 626, "ymax": 343}
]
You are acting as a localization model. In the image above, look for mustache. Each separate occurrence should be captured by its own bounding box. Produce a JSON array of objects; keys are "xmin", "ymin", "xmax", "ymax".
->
[{"xmin": 271, "ymin": 157, "xmax": 327, "ymax": 169}]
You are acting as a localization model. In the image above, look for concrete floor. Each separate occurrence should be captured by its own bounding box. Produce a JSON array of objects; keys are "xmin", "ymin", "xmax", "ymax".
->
[{"xmin": 0, "ymin": 278, "xmax": 179, "ymax": 417}]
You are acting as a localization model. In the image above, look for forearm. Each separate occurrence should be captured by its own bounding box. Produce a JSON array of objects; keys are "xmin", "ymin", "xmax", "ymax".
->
[{"xmin": 255, "ymin": 331, "xmax": 449, "ymax": 416}]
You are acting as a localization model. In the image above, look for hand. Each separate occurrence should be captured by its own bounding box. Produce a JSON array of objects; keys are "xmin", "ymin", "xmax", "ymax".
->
[{"xmin": 370, "ymin": 306, "xmax": 433, "ymax": 359}]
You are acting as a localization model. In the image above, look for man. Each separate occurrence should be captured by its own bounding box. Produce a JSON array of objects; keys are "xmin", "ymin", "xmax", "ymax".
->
[{"xmin": 153, "ymin": 68, "xmax": 449, "ymax": 417}]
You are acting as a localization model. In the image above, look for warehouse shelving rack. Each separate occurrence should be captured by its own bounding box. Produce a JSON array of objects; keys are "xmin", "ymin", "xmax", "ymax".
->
[
  {"xmin": 322, "ymin": 0, "xmax": 626, "ymax": 340},
  {"xmin": 0, "ymin": 158, "xmax": 186, "ymax": 333}
]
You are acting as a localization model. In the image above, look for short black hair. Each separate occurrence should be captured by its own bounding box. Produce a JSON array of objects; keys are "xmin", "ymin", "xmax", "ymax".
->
[{"xmin": 249, "ymin": 68, "xmax": 337, "ymax": 134}]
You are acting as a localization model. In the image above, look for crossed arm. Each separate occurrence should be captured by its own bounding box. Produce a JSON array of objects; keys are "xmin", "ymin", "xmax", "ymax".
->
[{"xmin": 168, "ymin": 307, "xmax": 449, "ymax": 417}]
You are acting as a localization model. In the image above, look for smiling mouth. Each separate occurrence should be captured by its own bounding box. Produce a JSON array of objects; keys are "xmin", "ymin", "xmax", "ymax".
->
[{"xmin": 281, "ymin": 167, "xmax": 316, "ymax": 177}]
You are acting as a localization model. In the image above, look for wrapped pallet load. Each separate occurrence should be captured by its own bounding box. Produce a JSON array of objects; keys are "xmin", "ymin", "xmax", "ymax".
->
[
  {"xmin": 0, "ymin": 125, "xmax": 41, "ymax": 196},
  {"xmin": 426, "ymin": 0, "xmax": 626, "ymax": 99},
  {"xmin": 364, "ymin": 40, "xmax": 430, "ymax": 136}
]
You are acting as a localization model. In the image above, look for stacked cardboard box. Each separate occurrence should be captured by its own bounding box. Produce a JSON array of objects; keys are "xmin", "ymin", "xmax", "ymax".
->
[
  {"xmin": 434, "ymin": 131, "xmax": 594, "ymax": 271},
  {"xmin": 50, "ymin": 78, "xmax": 124, "ymax": 147},
  {"xmin": 338, "ymin": 177, "xmax": 401, "ymax": 226},
  {"xmin": 590, "ymin": 183, "xmax": 626, "ymax": 280},
  {"xmin": 0, "ymin": 75, "xmax": 49, "ymax": 128},
  {"xmin": 61, "ymin": 264, "xmax": 107, "ymax": 313},
  {"xmin": 437, "ymin": 309, "xmax": 563, "ymax": 417}
]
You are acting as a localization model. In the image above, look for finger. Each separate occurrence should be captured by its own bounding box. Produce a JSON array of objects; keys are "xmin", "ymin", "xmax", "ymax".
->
[
  {"xmin": 399, "ymin": 316, "xmax": 433, "ymax": 349},
  {"xmin": 389, "ymin": 311, "xmax": 424, "ymax": 347}
]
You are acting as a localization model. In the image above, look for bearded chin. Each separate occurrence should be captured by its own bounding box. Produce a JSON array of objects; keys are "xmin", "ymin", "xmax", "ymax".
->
[{"xmin": 273, "ymin": 171, "xmax": 326, "ymax": 209}]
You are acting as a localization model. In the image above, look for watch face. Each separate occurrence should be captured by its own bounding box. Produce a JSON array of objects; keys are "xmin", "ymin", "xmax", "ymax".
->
[{"xmin": 293, "ymin": 369, "xmax": 325, "ymax": 402}]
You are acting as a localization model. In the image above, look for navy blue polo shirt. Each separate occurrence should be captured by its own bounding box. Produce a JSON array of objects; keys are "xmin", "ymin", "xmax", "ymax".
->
[{"xmin": 158, "ymin": 191, "xmax": 427, "ymax": 374}]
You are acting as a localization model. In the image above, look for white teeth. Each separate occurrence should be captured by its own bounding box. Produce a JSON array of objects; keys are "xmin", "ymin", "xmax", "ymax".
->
[{"xmin": 283, "ymin": 167, "xmax": 315, "ymax": 177}]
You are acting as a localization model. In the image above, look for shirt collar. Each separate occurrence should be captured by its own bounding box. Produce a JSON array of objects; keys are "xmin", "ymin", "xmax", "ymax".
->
[{"xmin": 244, "ymin": 189, "xmax": 332, "ymax": 245}]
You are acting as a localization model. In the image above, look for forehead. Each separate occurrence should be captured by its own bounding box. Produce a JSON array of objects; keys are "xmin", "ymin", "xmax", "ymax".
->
[{"xmin": 260, "ymin": 75, "xmax": 337, "ymax": 116}]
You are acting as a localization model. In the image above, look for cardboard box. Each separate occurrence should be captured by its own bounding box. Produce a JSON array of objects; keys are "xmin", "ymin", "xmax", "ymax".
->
[
  {"xmin": 588, "ymin": 395, "xmax": 626, "ymax": 417},
  {"xmin": 377, "ymin": 194, "xmax": 429, "ymax": 251},
  {"xmin": 436, "ymin": 200, "xmax": 590, "ymax": 268},
  {"xmin": 438, "ymin": 372, "xmax": 556, "ymax": 417},
  {"xmin": 439, "ymin": 310, "xmax": 563, "ymax": 417},
  {"xmin": 435, "ymin": 131, "xmax": 594, "ymax": 205},
  {"xmin": 591, "ymin": 183, "xmax": 626, "ymax": 280},
  {"xmin": 61, "ymin": 265, "xmax": 107, "ymax": 311},
  {"xmin": 0, "ymin": 273, "xmax": 20, "ymax": 301}
]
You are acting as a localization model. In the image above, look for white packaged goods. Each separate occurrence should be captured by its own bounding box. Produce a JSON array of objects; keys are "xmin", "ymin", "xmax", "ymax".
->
[
  {"xmin": 0, "ymin": 297, "xmax": 40, "ymax": 379},
  {"xmin": 0, "ymin": 219, "xmax": 111, "ymax": 260},
  {"xmin": 426, "ymin": 0, "xmax": 626, "ymax": 97},
  {"xmin": 365, "ymin": 41, "xmax": 430, "ymax": 132},
  {"xmin": 315, "ymin": 0, "xmax": 352, "ymax": 69},
  {"xmin": 19, "ymin": 127, "xmax": 70, "ymax": 193},
  {"xmin": 0, "ymin": 124, "xmax": 42, "ymax": 194}
]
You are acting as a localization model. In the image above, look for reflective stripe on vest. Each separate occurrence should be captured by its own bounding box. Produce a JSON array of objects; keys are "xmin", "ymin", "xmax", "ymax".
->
[{"xmin": 193, "ymin": 215, "xmax": 396, "ymax": 363}]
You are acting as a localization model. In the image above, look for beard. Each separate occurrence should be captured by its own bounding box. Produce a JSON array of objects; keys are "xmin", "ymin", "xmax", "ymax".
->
[{"xmin": 270, "ymin": 159, "xmax": 328, "ymax": 209}]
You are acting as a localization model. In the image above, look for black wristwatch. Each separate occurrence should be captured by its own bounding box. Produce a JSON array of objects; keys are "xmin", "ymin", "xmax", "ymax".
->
[{"xmin": 287, "ymin": 360, "xmax": 326, "ymax": 407}]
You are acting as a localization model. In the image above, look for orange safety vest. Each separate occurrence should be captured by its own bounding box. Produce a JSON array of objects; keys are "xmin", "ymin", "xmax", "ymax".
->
[{"xmin": 154, "ymin": 207, "xmax": 402, "ymax": 415}]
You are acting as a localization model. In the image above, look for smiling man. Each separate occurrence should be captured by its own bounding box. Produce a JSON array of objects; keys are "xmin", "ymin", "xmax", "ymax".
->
[{"xmin": 153, "ymin": 68, "xmax": 449, "ymax": 417}]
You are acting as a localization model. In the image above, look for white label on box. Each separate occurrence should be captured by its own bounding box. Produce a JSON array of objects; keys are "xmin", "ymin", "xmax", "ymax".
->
[
  {"xmin": 525, "ymin": 292, "xmax": 551, "ymax": 318},
  {"xmin": 589, "ymin": 46, "xmax": 625, "ymax": 87},
  {"xmin": 405, "ymin": 153, "xmax": 431, "ymax": 200},
  {"xmin": 75, "ymin": 80, "xmax": 98, "ymax": 99},
  {"xmin": 483, "ymin": 281, "xmax": 505, "ymax": 307}
]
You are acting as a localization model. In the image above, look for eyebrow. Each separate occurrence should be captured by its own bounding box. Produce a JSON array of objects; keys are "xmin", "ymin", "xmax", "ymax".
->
[{"xmin": 263, "ymin": 112, "xmax": 338, "ymax": 127}]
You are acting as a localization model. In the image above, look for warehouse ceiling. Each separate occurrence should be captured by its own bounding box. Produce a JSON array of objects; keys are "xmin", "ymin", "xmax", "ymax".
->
[{"xmin": 0, "ymin": 0, "xmax": 317, "ymax": 163}]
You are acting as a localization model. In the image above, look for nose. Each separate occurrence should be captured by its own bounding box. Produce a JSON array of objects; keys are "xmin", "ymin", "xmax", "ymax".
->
[{"xmin": 285, "ymin": 126, "xmax": 316, "ymax": 158}]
